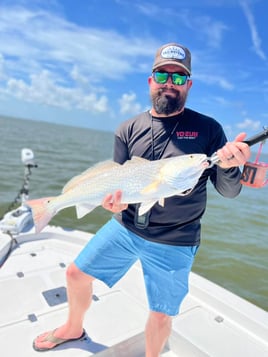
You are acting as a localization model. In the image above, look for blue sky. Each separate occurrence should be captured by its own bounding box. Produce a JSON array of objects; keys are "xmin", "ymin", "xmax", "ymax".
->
[{"xmin": 0, "ymin": 0, "xmax": 267, "ymax": 146}]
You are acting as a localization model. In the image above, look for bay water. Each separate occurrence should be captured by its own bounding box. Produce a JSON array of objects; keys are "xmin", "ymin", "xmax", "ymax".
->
[{"xmin": 0, "ymin": 116, "xmax": 267, "ymax": 311}]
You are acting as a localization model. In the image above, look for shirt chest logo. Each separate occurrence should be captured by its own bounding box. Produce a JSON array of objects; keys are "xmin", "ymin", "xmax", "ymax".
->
[{"xmin": 176, "ymin": 131, "xmax": 199, "ymax": 140}]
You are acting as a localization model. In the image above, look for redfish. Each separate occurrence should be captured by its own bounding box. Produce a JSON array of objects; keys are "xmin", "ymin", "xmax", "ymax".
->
[{"xmin": 26, "ymin": 154, "xmax": 208, "ymax": 233}]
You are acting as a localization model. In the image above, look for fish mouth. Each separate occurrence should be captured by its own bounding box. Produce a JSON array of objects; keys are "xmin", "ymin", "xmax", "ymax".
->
[{"xmin": 203, "ymin": 161, "xmax": 210, "ymax": 169}]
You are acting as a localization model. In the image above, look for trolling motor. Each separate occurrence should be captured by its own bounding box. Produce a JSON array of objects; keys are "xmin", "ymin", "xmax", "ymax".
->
[
  {"xmin": 240, "ymin": 128, "xmax": 268, "ymax": 188},
  {"xmin": 0, "ymin": 148, "xmax": 37, "ymax": 235}
]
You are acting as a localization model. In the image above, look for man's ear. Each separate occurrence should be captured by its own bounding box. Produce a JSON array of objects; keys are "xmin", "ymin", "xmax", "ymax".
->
[{"xmin": 187, "ymin": 79, "xmax": 193, "ymax": 89}]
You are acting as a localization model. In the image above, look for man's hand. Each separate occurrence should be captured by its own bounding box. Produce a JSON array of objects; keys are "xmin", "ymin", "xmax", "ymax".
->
[
  {"xmin": 216, "ymin": 132, "xmax": 251, "ymax": 169},
  {"xmin": 102, "ymin": 190, "xmax": 128, "ymax": 213}
]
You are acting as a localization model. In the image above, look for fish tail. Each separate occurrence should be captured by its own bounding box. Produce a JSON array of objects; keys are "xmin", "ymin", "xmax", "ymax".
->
[{"xmin": 26, "ymin": 197, "xmax": 55, "ymax": 233}]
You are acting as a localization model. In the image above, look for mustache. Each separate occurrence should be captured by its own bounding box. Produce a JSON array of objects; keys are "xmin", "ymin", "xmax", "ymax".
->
[{"xmin": 158, "ymin": 87, "xmax": 180, "ymax": 96}]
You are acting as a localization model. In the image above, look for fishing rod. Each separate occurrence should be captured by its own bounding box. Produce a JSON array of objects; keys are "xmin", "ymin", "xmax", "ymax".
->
[
  {"xmin": 209, "ymin": 127, "xmax": 268, "ymax": 166},
  {"xmin": 243, "ymin": 127, "xmax": 268, "ymax": 146}
]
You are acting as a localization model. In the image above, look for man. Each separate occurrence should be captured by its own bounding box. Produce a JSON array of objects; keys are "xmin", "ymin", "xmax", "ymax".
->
[{"xmin": 33, "ymin": 42, "xmax": 250, "ymax": 356}]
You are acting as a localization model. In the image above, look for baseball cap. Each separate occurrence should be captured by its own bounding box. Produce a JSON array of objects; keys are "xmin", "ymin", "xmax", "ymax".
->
[{"xmin": 152, "ymin": 42, "xmax": 191, "ymax": 75}]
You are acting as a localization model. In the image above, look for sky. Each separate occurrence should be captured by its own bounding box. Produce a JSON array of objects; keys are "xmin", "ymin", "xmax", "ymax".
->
[{"xmin": 0, "ymin": 0, "xmax": 268, "ymax": 148}]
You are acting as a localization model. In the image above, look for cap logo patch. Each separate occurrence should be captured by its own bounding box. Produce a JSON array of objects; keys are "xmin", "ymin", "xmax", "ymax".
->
[{"xmin": 161, "ymin": 45, "xmax": 186, "ymax": 60}]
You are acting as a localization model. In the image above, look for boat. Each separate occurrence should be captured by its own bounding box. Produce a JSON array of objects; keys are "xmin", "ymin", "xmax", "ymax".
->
[{"xmin": 0, "ymin": 149, "xmax": 268, "ymax": 357}]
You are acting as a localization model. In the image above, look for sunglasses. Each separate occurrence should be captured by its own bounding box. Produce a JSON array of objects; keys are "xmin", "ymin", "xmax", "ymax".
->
[{"xmin": 152, "ymin": 71, "xmax": 188, "ymax": 86}]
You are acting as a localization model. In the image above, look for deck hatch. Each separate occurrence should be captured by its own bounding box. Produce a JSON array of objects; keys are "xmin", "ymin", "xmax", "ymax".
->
[{"xmin": 42, "ymin": 286, "xmax": 67, "ymax": 306}]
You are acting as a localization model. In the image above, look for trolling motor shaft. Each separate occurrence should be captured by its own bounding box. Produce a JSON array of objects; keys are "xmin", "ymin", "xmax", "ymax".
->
[{"xmin": 0, "ymin": 148, "xmax": 37, "ymax": 234}]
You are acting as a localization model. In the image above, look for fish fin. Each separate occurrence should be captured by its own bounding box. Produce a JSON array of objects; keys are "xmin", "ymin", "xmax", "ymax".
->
[
  {"xmin": 76, "ymin": 204, "xmax": 96, "ymax": 219},
  {"xmin": 141, "ymin": 180, "xmax": 160, "ymax": 194},
  {"xmin": 158, "ymin": 198, "xmax": 165, "ymax": 207},
  {"xmin": 138, "ymin": 200, "xmax": 157, "ymax": 215},
  {"xmin": 26, "ymin": 197, "xmax": 55, "ymax": 233},
  {"xmin": 63, "ymin": 160, "xmax": 120, "ymax": 193},
  {"xmin": 125, "ymin": 156, "xmax": 149, "ymax": 165}
]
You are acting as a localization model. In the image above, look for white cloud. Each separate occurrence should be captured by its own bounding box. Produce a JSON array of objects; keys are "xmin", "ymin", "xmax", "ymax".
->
[
  {"xmin": 194, "ymin": 73, "xmax": 234, "ymax": 90},
  {"xmin": 136, "ymin": 3, "xmax": 228, "ymax": 49},
  {"xmin": 188, "ymin": 15, "xmax": 229, "ymax": 48},
  {"xmin": 240, "ymin": 0, "xmax": 266, "ymax": 61},
  {"xmin": 5, "ymin": 70, "xmax": 109, "ymax": 113},
  {"xmin": 70, "ymin": 66, "xmax": 90, "ymax": 87},
  {"xmin": 77, "ymin": 93, "xmax": 108, "ymax": 113},
  {"xmin": 118, "ymin": 92, "xmax": 142, "ymax": 115},
  {"xmin": 0, "ymin": 6, "xmax": 156, "ymax": 80},
  {"xmin": 0, "ymin": 5, "xmax": 155, "ymax": 115},
  {"xmin": 237, "ymin": 118, "xmax": 261, "ymax": 130}
]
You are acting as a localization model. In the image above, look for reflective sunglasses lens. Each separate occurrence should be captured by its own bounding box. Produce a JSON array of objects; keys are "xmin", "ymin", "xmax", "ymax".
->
[
  {"xmin": 172, "ymin": 74, "xmax": 187, "ymax": 85},
  {"xmin": 154, "ymin": 72, "xmax": 169, "ymax": 84},
  {"xmin": 153, "ymin": 72, "xmax": 188, "ymax": 85}
]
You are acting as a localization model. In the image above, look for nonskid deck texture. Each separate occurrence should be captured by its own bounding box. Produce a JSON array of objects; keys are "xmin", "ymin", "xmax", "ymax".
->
[{"xmin": 0, "ymin": 226, "xmax": 268, "ymax": 357}]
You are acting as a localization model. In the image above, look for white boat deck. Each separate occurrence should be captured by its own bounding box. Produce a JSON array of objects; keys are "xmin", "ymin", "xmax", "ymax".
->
[{"xmin": 0, "ymin": 226, "xmax": 268, "ymax": 357}]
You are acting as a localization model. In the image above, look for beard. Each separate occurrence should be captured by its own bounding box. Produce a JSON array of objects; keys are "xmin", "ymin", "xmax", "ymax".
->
[{"xmin": 151, "ymin": 88, "xmax": 187, "ymax": 115}]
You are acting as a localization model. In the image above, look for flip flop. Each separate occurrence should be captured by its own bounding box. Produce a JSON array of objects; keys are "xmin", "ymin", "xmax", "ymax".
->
[{"xmin": 33, "ymin": 329, "xmax": 86, "ymax": 352}]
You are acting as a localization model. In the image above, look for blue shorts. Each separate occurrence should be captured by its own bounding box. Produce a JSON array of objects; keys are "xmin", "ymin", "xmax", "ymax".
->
[{"xmin": 75, "ymin": 218, "xmax": 198, "ymax": 316}]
